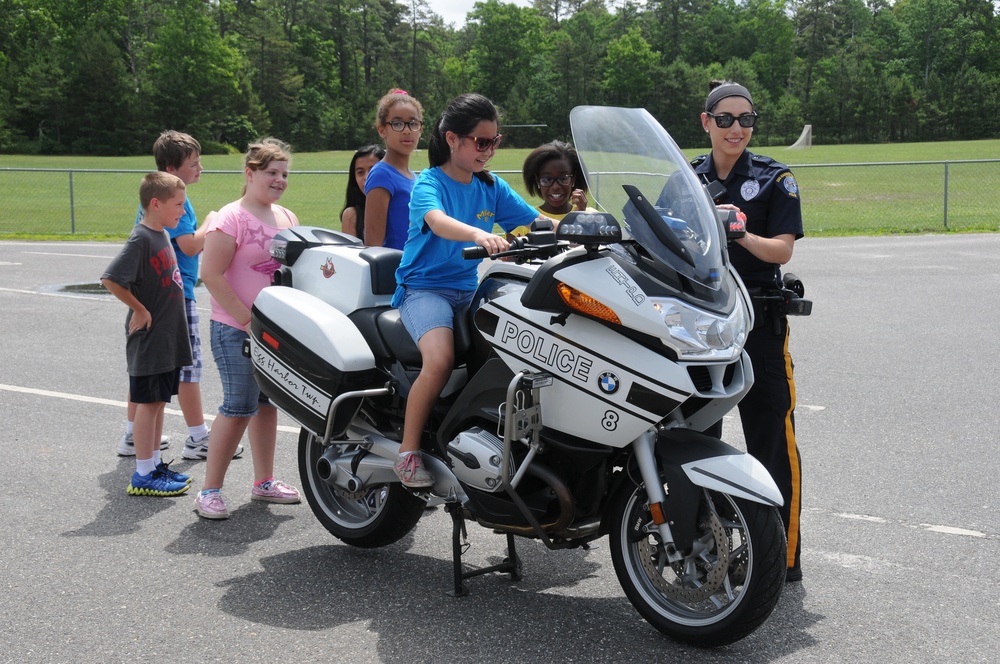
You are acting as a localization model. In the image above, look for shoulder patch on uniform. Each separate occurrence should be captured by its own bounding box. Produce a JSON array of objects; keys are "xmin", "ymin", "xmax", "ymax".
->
[{"xmin": 777, "ymin": 172, "xmax": 799, "ymax": 199}]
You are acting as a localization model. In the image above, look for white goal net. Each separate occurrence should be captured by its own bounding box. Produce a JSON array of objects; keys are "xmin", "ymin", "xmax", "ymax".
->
[{"xmin": 787, "ymin": 124, "xmax": 812, "ymax": 149}]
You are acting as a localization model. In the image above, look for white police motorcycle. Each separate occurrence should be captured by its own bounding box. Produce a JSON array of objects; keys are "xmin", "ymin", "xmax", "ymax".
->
[{"xmin": 247, "ymin": 106, "xmax": 786, "ymax": 646}]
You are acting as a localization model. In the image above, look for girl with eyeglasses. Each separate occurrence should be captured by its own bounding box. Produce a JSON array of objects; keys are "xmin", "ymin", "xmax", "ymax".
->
[
  {"xmin": 694, "ymin": 80, "xmax": 805, "ymax": 583},
  {"xmin": 388, "ymin": 93, "xmax": 555, "ymax": 488},
  {"xmin": 521, "ymin": 140, "xmax": 589, "ymax": 224},
  {"xmin": 364, "ymin": 89, "xmax": 424, "ymax": 249}
]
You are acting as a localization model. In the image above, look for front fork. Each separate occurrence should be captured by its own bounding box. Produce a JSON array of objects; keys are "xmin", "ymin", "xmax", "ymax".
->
[{"xmin": 632, "ymin": 429, "xmax": 684, "ymax": 563}]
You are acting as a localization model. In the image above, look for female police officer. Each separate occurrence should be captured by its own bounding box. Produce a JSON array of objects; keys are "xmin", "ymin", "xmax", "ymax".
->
[{"xmin": 694, "ymin": 80, "xmax": 804, "ymax": 582}]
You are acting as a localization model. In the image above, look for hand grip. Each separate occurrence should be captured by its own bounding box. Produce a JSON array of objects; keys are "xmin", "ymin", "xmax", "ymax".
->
[{"xmin": 462, "ymin": 245, "xmax": 490, "ymax": 260}]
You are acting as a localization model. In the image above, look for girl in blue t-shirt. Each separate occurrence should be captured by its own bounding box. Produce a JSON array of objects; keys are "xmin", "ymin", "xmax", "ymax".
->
[
  {"xmin": 391, "ymin": 93, "xmax": 551, "ymax": 488},
  {"xmin": 363, "ymin": 89, "xmax": 424, "ymax": 249}
]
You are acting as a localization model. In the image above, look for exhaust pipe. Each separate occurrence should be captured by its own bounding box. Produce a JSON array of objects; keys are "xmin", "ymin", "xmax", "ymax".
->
[
  {"xmin": 479, "ymin": 462, "xmax": 576, "ymax": 537},
  {"xmin": 316, "ymin": 455, "xmax": 334, "ymax": 481},
  {"xmin": 315, "ymin": 446, "xmax": 372, "ymax": 494}
]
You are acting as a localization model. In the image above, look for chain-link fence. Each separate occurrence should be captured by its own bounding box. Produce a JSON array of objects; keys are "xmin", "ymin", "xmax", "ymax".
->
[
  {"xmin": 0, "ymin": 169, "xmax": 347, "ymax": 236},
  {"xmin": 3, "ymin": 160, "xmax": 999, "ymax": 236},
  {"xmin": 790, "ymin": 160, "xmax": 1000, "ymax": 234}
]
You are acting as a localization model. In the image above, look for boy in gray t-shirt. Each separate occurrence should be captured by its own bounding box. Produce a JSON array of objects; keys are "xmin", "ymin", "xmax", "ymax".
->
[{"xmin": 102, "ymin": 172, "xmax": 193, "ymax": 497}]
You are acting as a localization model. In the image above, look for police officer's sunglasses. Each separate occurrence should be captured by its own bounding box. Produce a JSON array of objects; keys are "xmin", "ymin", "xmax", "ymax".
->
[{"xmin": 706, "ymin": 112, "xmax": 759, "ymax": 129}]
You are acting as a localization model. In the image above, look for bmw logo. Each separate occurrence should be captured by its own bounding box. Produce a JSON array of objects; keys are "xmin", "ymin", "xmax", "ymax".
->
[{"xmin": 598, "ymin": 371, "xmax": 620, "ymax": 394}]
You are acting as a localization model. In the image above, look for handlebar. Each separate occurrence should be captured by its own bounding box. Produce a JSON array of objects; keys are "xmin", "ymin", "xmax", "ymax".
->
[{"xmin": 462, "ymin": 233, "xmax": 567, "ymax": 262}]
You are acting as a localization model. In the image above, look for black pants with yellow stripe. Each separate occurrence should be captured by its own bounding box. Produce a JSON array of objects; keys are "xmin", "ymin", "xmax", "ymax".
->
[
  {"xmin": 704, "ymin": 315, "xmax": 802, "ymax": 570},
  {"xmin": 739, "ymin": 316, "xmax": 802, "ymax": 571}
]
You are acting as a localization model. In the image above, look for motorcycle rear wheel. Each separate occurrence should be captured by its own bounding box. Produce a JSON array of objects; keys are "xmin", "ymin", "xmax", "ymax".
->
[
  {"xmin": 609, "ymin": 480, "xmax": 785, "ymax": 647},
  {"xmin": 298, "ymin": 428, "xmax": 424, "ymax": 548}
]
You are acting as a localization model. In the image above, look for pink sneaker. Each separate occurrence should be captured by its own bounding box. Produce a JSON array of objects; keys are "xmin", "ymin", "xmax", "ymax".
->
[
  {"xmin": 251, "ymin": 479, "xmax": 301, "ymax": 504},
  {"xmin": 393, "ymin": 452, "xmax": 434, "ymax": 489},
  {"xmin": 194, "ymin": 490, "xmax": 229, "ymax": 520}
]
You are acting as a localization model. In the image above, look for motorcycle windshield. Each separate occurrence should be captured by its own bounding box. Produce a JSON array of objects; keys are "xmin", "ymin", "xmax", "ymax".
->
[{"xmin": 570, "ymin": 106, "xmax": 725, "ymax": 290}]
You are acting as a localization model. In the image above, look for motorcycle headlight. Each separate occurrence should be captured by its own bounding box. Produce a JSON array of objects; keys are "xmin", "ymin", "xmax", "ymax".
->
[{"xmin": 651, "ymin": 298, "xmax": 748, "ymax": 360}]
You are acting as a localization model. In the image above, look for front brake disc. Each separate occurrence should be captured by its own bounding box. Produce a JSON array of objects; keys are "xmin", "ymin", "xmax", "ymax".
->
[{"xmin": 638, "ymin": 509, "xmax": 731, "ymax": 603}]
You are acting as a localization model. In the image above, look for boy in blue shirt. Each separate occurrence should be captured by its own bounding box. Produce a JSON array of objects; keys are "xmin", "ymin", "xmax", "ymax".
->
[{"xmin": 118, "ymin": 131, "xmax": 243, "ymax": 460}]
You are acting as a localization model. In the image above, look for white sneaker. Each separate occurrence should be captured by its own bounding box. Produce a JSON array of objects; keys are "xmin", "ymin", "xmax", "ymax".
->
[
  {"xmin": 117, "ymin": 432, "xmax": 170, "ymax": 456},
  {"xmin": 181, "ymin": 433, "xmax": 243, "ymax": 460}
]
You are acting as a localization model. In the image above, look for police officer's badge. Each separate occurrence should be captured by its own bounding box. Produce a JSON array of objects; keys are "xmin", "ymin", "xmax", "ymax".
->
[{"xmin": 741, "ymin": 180, "xmax": 760, "ymax": 201}]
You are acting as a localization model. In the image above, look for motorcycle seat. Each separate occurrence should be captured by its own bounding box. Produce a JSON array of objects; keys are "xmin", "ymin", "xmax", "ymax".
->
[{"xmin": 376, "ymin": 306, "xmax": 473, "ymax": 368}]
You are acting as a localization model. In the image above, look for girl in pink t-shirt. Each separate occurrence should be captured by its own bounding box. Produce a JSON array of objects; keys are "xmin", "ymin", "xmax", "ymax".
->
[{"xmin": 195, "ymin": 137, "xmax": 301, "ymax": 520}]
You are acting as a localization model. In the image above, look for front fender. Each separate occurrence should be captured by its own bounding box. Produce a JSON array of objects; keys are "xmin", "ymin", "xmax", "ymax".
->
[
  {"xmin": 656, "ymin": 428, "xmax": 783, "ymax": 508},
  {"xmin": 644, "ymin": 429, "xmax": 782, "ymax": 551}
]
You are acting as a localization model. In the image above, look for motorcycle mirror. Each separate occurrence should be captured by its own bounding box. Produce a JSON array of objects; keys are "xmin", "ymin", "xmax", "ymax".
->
[{"xmin": 530, "ymin": 217, "xmax": 554, "ymax": 232}]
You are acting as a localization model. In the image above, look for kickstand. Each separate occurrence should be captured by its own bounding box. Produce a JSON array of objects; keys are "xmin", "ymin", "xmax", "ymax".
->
[{"xmin": 445, "ymin": 505, "xmax": 522, "ymax": 597}]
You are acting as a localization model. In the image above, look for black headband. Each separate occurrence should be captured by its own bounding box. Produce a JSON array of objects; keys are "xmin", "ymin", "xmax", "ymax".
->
[{"xmin": 705, "ymin": 84, "xmax": 754, "ymax": 112}]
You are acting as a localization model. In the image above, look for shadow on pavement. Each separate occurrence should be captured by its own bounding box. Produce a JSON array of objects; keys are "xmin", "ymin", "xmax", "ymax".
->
[
  {"xmin": 209, "ymin": 539, "xmax": 823, "ymax": 660},
  {"xmin": 62, "ymin": 457, "xmax": 185, "ymax": 538}
]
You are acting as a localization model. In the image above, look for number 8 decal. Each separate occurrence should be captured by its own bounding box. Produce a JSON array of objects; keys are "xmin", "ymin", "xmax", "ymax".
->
[{"xmin": 602, "ymin": 410, "xmax": 619, "ymax": 431}]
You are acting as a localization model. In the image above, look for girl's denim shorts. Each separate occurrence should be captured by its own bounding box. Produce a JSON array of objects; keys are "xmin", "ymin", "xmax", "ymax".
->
[
  {"xmin": 211, "ymin": 320, "xmax": 269, "ymax": 418},
  {"xmin": 398, "ymin": 288, "xmax": 474, "ymax": 343}
]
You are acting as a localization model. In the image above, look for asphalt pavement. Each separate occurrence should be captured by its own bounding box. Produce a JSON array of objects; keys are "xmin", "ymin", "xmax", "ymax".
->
[{"xmin": 1, "ymin": 235, "xmax": 997, "ymax": 663}]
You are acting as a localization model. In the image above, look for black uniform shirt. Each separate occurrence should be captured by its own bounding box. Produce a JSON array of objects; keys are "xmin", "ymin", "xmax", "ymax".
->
[{"xmin": 692, "ymin": 150, "xmax": 804, "ymax": 288}]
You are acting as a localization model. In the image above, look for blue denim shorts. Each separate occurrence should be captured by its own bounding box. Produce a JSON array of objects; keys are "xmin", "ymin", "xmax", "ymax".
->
[
  {"xmin": 398, "ymin": 288, "xmax": 474, "ymax": 343},
  {"xmin": 211, "ymin": 320, "xmax": 268, "ymax": 417}
]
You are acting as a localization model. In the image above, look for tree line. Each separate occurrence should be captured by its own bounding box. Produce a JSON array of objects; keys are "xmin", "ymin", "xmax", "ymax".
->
[{"xmin": 2, "ymin": 0, "xmax": 998, "ymax": 156}]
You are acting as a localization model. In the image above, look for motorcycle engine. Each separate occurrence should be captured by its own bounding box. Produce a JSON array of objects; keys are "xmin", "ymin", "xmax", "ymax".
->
[{"xmin": 446, "ymin": 427, "xmax": 509, "ymax": 492}]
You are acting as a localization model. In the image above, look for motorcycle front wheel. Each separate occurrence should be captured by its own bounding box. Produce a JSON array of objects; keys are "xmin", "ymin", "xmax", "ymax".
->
[
  {"xmin": 298, "ymin": 428, "xmax": 424, "ymax": 548},
  {"xmin": 609, "ymin": 479, "xmax": 786, "ymax": 647}
]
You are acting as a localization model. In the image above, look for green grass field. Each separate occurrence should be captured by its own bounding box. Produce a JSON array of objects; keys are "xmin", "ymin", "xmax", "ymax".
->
[{"xmin": 2, "ymin": 138, "xmax": 999, "ymax": 239}]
